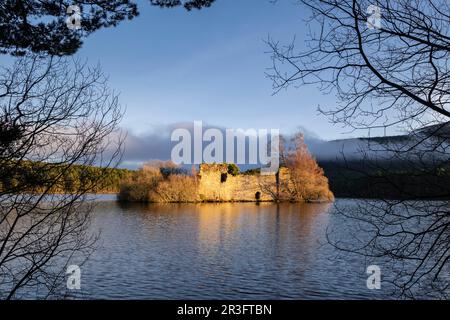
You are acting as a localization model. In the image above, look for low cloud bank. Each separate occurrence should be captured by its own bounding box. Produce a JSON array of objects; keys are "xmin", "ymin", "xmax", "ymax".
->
[{"xmin": 118, "ymin": 122, "xmax": 370, "ymax": 169}]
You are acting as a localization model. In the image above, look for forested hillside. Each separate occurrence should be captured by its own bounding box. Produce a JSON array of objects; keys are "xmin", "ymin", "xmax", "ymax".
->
[{"xmin": 0, "ymin": 160, "xmax": 134, "ymax": 194}]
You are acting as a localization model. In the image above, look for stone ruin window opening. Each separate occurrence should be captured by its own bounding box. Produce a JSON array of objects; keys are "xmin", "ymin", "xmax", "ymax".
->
[{"xmin": 220, "ymin": 173, "xmax": 228, "ymax": 183}]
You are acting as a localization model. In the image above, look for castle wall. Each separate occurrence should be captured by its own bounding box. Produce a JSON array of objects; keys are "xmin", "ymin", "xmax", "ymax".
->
[{"xmin": 198, "ymin": 164, "xmax": 290, "ymax": 202}]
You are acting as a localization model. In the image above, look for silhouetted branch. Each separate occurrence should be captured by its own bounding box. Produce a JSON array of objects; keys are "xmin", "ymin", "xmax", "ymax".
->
[
  {"xmin": 268, "ymin": 0, "xmax": 450, "ymax": 298},
  {"xmin": 0, "ymin": 55, "xmax": 124, "ymax": 299}
]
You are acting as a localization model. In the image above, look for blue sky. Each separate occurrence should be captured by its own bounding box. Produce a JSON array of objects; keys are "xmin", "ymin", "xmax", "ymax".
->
[
  {"xmin": 72, "ymin": 0, "xmax": 352, "ymax": 140},
  {"xmin": 0, "ymin": 0, "xmax": 398, "ymax": 168}
]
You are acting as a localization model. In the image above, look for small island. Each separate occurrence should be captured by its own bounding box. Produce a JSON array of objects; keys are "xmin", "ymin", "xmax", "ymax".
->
[{"xmin": 118, "ymin": 134, "xmax": 334, "ymax": 203}]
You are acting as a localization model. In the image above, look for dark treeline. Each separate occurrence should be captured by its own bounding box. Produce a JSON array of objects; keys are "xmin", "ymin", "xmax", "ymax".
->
[
  {"xmin": 0, "ymin": 160, "xmax": 134, "ymax": 194},
  {"xmin": 4, "ymin": 158, "xmax": 450, "ymax": 199},
  {"xmin": 319, "ymin": 159, "xmax": 450, "ymax": 200}
]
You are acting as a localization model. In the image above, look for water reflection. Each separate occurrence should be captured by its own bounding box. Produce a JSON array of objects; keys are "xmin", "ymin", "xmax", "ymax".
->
[{"xmin": 72, "ymin": 201, "xmax": 388, "ymax": 299}]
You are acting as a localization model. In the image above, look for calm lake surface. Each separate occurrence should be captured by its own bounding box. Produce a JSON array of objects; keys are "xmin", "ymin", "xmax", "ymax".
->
[{"xmin": 68, "ymin": 198, "xmax": 394, "ymax": 299}]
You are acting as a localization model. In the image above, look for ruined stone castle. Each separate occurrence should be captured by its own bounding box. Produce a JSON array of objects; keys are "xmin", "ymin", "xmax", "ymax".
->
[{"xmin": 197, "ymin": 163, "xmax": 293, "ymax": 202}]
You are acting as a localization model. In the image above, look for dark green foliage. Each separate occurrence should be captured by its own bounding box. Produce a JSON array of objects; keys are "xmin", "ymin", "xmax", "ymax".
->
[
  {"xmin": 0, "ymin": 160, "xmax": 134, "ymax": 194},
  {"xmin": 160, "ymin": 166, "xmax": 187, "ymax": 178},
  {"xmin": 0, "ymin": 119, "xmax": 23, "ymax": 155},
  {"xmin": 151, "ymin": 0, "xmax": 215, "ymax": 10},
  {"xmin": 227, "ymin": 163, "xmax": 240, "ymax": 176},
  {"xmin": 0, "ymin": 0, "xmax": 138, "ymax": 56},
  {"xmin": 0, "ymin": 0, "xmax": 215, "ymax": 56},
  {"xmin": 242, "ymin": 168, "xmax": 261, "ymax": 175}
]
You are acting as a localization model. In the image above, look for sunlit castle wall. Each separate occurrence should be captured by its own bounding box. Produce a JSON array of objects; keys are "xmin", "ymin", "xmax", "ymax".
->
[{"xmin": 198, "ymin": 164, "xmax": 292, "ymax": 202}]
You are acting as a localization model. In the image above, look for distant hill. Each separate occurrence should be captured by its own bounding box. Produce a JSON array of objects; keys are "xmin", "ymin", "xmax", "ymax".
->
[
  {"xmin": 311, "ymin": 122, "xmax": 450, "ymax": 199},
  {"xmin": 308, "ymin": 122, "xmax": 450, "ymax": 161}
]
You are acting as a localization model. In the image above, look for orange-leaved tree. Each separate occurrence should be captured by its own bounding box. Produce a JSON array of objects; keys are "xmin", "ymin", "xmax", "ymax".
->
[{"xmin": 284, "ymin": 133, "xmax": 333, "ymax": 202}]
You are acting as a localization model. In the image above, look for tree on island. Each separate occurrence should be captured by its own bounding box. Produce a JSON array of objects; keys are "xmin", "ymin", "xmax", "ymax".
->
[
  {"xmin": 260, "ymin": 132, "xmax": 333, "ymax": 202},
  {"xmin": 118, "ymin": 160, "xmax": 198, "ymax": 203},
  {"xmin": 284, "ymin": 133, "xmax": 333, "ymax": 202}
]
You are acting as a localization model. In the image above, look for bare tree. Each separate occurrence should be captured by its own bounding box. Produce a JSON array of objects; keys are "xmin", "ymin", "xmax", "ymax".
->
[
  {"xmin": 259, "ymin": 133, "xmax": 333, "ymax": 202},
  {"xmin": 0, "ymin": 55, "xmax": 123, "ymax": 299},
  {"xmin": 267, "ymin": 0, "xmax": 450, "ymax": 298}
]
